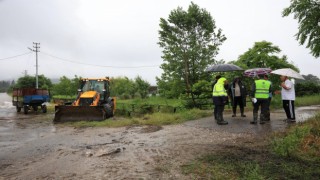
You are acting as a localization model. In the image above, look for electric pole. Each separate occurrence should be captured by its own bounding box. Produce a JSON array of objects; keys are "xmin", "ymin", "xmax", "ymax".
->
[
  {"xmin": 28, "ymin": 42, "xmax": 40, "ymax": 89},
  {"xmin": 22, "ymin": 70, "xmax": 28, "ymax": 76}
]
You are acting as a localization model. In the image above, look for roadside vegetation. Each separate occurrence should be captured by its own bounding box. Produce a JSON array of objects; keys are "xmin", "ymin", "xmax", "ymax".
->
[
  {"xmin": 182, "ymin": 112, "xmax": 320, "ymax": 179},
  {"xmin": 62, "ymin": 109, "xmax": 212, "ymax": 128}
]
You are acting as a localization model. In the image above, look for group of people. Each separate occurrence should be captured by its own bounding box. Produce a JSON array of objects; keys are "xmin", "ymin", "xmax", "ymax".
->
[{"xmin": 212, "ymin": 74, "xmax": 296, "ymax": 125}]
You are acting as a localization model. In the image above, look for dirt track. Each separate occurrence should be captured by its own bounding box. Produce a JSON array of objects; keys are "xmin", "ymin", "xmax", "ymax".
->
[{"xmin": 1, "ymin": 93, "xmax": 319, "ymax": 179}]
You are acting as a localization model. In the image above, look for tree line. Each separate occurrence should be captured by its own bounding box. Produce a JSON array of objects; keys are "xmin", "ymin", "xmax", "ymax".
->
[
  {"xmin": 7, "ymin": 75, "xmax": 151, "ymax": 99},
  {"xmin": 0, "ymin": 80, "xmax": 14, "ymax": 93}
]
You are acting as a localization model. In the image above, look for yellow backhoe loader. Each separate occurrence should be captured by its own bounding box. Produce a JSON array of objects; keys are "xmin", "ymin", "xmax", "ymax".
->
[{"xmin": 54, "ymin": 77, "xmax": 115, "ymax": 122}]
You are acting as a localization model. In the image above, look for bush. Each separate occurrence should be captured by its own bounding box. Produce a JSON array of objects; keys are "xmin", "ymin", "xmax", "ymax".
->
[{"xmin": 295, "ymin": 82, "xmax": 320, "ymax": 96}]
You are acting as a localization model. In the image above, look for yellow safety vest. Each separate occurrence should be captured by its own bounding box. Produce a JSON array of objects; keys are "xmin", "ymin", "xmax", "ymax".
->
[
  {"xmin": 255, "ymin": 80, "xmax": 271, "ymax": 99},
  {"xmin": 212, "ymin": 78, "xmax": 227, "ymax": 97}
]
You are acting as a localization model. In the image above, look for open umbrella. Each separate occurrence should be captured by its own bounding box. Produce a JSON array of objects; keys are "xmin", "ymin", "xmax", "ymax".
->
[
  {"xmin": 243, "ymin": 68, "xmax": 272, "ymax": 77},
  {"xmin": 271, "ymin": 68, "xmax": 305, "ymax": 80},
  {"xmin": 205, "ymin": 64, "xmax": 243, "ymax": 72}
]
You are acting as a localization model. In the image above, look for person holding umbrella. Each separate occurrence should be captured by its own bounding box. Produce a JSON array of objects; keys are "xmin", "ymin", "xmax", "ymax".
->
[
  {"xmin": 251, "ymin": 74, "xmax": 272, "ymax": 124},
  {"xmin": 228, "ymin": 76, "xmax": 247, "ymax": 117},
  {"xmin": 280, "ymin": 75, "xmax": 296, "ymax": 122},
  {"xmin": 212, "ymin": 77, "xmax": 229, "ymax": 125},
  {"xmin": 271, "ymin": 68, "xmax": 304, "ymax": 122},
  {"xmin": 205, "ymin": 63, "xmax": 243, "ymax": 125}
]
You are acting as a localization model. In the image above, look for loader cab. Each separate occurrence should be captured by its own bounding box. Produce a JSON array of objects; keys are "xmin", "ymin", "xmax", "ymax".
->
[{"xmin": 79, "ymin": 78, "xmax": 110, "ymax": 101}]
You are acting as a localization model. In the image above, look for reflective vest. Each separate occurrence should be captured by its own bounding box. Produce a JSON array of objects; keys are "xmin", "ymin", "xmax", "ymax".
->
[
  {"xmin": 255, "ymin": 80, "xmax": 271, "ymax": 99},
  {"xmin": 212, "ymin": 77, "xmax": 227, "ymax": 97}
]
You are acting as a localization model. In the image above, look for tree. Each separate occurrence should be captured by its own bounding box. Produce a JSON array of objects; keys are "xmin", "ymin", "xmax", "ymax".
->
[
  {"xmin": 52, "ymin": 76, "xmax": 80, "ymax": 97},
  {"xmin": 296, "ymin": 74, "xmax": 320, "ymax": 84},
  {"xmin": 295, "ymin": 82, "xmax": 320, "ymax": 96},
  {"xmin": 110, "ymin": 77, "xmax": 136, "ymax": 99},
  {"xmin": 14, "ymin": 75, "xmax": 52, "ymax": 89},
  {"xmin": 0, "ymin": 80, "xmax": 11, "ymax": 92},
  {"xmin": 283, "ymin": 0, "xmax": 320, "ymax": 58},
  {"xmin": 232, "ymin": 41, "xmax": 299, "ymax": 92},
  {"xmin": 135, "ymin": 76, "xmax": 150, "ymax": 99},
  {"xmin": 157, "ymin": 2, "xmax": 226, "ymax": 99}
]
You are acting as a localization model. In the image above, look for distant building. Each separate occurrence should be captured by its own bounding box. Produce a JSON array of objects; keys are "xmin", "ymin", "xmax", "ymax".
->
[{"xmin": 148, "ymin": 86, "xmax": 158, "ymax": 96}]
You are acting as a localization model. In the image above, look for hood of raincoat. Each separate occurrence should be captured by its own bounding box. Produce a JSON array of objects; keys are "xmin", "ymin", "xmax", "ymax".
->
[{"xmin": 216, "ymin": 77, "xmax": 227, "ymax": 85}]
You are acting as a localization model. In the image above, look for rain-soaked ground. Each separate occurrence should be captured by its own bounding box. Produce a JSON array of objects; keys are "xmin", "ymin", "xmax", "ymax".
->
[{"xmin": 0, "ymin": 92, "xmax": 319, "ymax": 179}]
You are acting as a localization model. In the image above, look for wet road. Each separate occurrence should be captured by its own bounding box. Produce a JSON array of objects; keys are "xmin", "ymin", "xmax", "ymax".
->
[
  {"xmin": 0, "ymin": 93, "xmax": 56, "ymax": 157},
  {"xmin": 184, "ymin": 105, "xmax": 320, "ymax": 135},
  {"xmin": 0, "ymin": 92, "xmax": 320, "ymax": 179}
]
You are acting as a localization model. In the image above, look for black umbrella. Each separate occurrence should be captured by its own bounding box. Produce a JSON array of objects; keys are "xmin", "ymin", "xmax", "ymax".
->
[{"xmin": 205, "ymin": 64, "xmax": 243, "ymax": 72}]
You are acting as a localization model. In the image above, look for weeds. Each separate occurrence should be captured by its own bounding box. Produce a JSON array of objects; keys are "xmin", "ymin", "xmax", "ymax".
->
[
  {"xmin": 63, "ymin": 109, "xmax": 212, "ymax": 128},
  {"xmin": 272, "ymin": 125, "xmax": 311, "ymax": 157},
  {"xmin": 272, "ymin": 112, "xmax": 320, "ymax": 161}
]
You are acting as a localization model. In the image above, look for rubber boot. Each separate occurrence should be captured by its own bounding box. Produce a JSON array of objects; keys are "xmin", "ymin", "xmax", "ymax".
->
[
  {"xmin": 232, "ymin": 107, "xmax": 236, "ymax": 117},
  {"xmin": 217, "ymin": 112, "xmax": 228, "ymax": 125},
  {"xmin": 250, "ymin": 113, "xmax": 258, "ymax": 124},
  {"xmin": 265, "ymin": 111, "xmax": 270, "ymax": 121},
  {"xmin": 240, "ymin": 107, "xmax": 246, "ymax": 117},
  {"xmin": 260, "ymin": 114, "xmax": 265, "ymax": 124}
]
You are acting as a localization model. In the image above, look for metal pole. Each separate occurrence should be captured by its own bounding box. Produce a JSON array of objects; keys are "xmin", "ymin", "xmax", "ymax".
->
[
  {"xmin": 30, "ymin": 42, "xmax": 40, "ymax": 89},
  {"xmin": 36, "ymin": 44, "xmax": 38, "ymax": 89}
]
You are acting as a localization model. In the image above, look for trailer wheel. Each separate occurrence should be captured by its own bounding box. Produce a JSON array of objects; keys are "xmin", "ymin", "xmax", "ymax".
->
[
  {"xmin": 42, "ymin": 105, "xmax": 47, "ymax": 113},
  {"xmin": 24, "ymin": 106, "xmax": 28, "ymax": 114},
  {"xmin": 16, "ymin": 107, "xmax": 21, "ymax": 112},
  {"xmin": 33, "ymin": 106, "xmax": 38, "ymax": 112}
]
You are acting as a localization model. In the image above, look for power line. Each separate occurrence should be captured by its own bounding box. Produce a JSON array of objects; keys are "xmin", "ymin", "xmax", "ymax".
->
[
  {"xmin": 0, "ymin": 52, "xmax": 32, "ymax": 61},
  {"xmin": 40, "ymin": 51, "xmax": 160, "ymax": 68}
]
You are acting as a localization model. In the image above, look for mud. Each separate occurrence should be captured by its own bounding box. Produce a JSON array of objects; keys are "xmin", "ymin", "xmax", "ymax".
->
[{"xmin": 0, "ymin": 93, "xmax": 319, "ymax": 179}]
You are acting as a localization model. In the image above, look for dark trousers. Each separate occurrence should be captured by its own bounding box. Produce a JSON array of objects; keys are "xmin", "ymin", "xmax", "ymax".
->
[
  {"xmin": 232, "ymin": 96, "xmax": 244, "ymax": 115},
  {"xmin": 283, "ymin": 100, "xmax": 295, "ymax": 120},
  {"xmin": 214, "ymin": 105, "xmax": 218, "ymax": 119},
  {"xmin": 253, "ymin": 99, "xmax": 268, "ymax": 121},
  {"xmin": 215, "ymin": 105, "xmax": 225, "ymax": 121},
  {"xmin": 265, "ymin": 97, "xmax": 272, "ymax": 120},
  {"xmin": 213, "ymin": 97, "xmax": 226, "ymax": 121}
]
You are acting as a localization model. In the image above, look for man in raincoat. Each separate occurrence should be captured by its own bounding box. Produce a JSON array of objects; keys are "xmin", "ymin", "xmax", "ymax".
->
[
  {"xmin": 251, "ymin": 74, "xmax": 272, "ymax": 124},
  {"xmin": 212, "ymin": 77, "xmax": 229, "ymax": 125}
]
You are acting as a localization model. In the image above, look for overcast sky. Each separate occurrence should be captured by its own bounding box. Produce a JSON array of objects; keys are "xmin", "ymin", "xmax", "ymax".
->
[{"xmin": 0, "ymin": 0, "xmax": 319, "ymax": 85}]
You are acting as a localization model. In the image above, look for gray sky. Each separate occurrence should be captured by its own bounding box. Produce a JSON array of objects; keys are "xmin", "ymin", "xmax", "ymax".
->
[{"xmin": 0, "ymin": 0, "xmax": 319, "ymax": 85}]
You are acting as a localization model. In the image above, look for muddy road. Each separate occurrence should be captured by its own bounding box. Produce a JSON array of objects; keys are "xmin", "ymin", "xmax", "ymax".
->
[{"xmin": 0, "ymin": 93, "xmax": 319, "ymax": 179}]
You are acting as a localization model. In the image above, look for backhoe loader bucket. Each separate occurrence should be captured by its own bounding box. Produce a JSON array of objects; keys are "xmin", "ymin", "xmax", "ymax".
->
[{"xmin": 54, "ymin": 105, "xmax": 107, "ymax": 122}]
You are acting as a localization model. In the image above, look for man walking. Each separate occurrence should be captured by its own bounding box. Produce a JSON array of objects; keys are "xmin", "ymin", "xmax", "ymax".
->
[
  {"xmin": 212, "ymin": 77, "xmax": 229, "ymax": 125},
  {"xmin": 251, "ymin": 74, "xmax": 271, "ymax": 124},
  {"xmin": 280, "ymin": 75, "xmax": 296, "ymax": 122}
]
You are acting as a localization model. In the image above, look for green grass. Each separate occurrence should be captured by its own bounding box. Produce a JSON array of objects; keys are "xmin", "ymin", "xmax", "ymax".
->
[
  {"xmin": 182, "ymin": 112, "xmax": 320, "ymax": 179},
  {"xmin": 63, "ymin": 109, "xmax": 212, "ymax": 128},
  {"xmin": 272, "ymin": 112, "xmax": 320, "ymax": 161},
  {"xmin": 295, "ymin": 94, "xmax": 320, "ymax": 107},
  {"xmin": 244, "ymin": 94, "xmax": 320, "ymax": 110},
  {"xmin": 52, "ymin": 95, "xmax": 77, "ymax": 100},
  {"xmin": 275, "ymin": 94, "xmax": 320, "ymax": 108},
  {"xmin": 117, "ymin": 96, "xmax": 184, "ymax": 107}
]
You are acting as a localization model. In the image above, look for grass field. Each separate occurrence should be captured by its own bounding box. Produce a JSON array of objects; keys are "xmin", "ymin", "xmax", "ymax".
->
[{"xmin": 62, "ymin": 109, "xmax": 212, "ymax": 128}]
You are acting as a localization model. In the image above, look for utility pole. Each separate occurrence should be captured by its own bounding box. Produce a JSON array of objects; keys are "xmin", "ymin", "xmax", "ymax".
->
[
  {"xmin": 28, "ymin": 42, "xmax": 40, "ymax": 89},
  {"xmin": 22, "ymin": 70, "xmax": 28, "ymax": 76}
]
